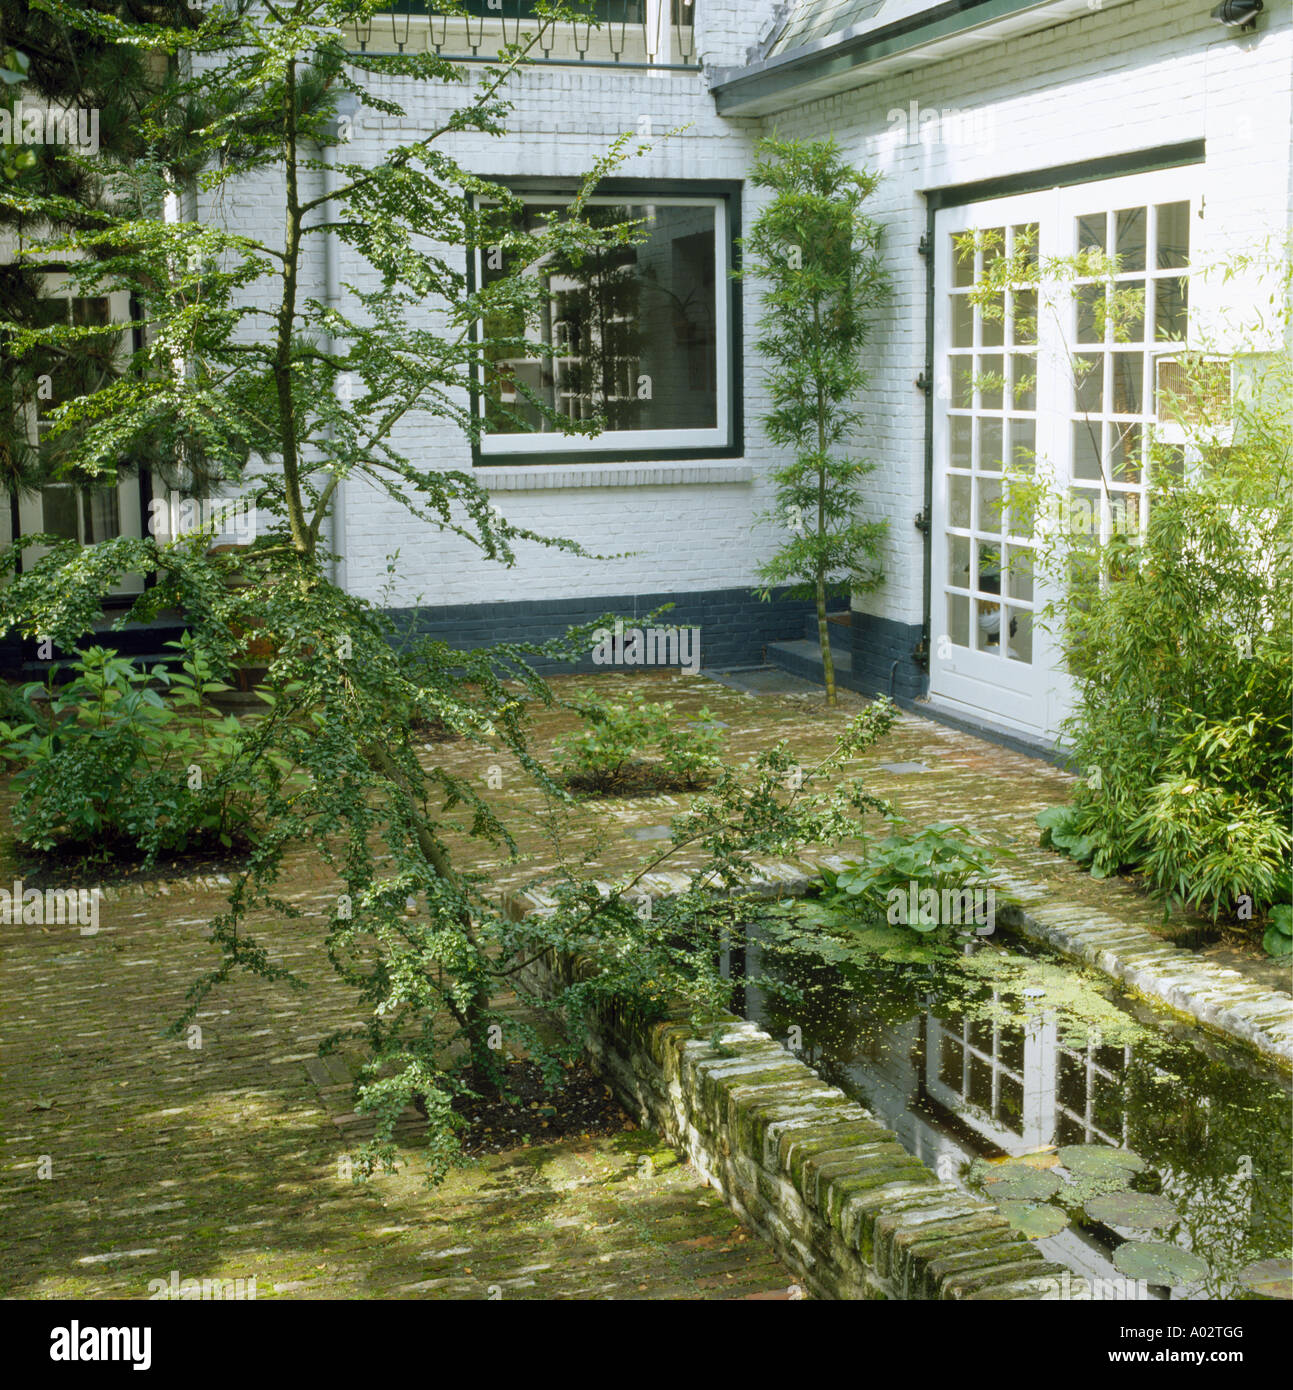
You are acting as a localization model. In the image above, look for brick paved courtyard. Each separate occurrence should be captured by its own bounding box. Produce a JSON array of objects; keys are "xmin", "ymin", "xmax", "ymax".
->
[{"xmin": 1, "ymin": 672, "xmax": 1287, "ymax": 1299}]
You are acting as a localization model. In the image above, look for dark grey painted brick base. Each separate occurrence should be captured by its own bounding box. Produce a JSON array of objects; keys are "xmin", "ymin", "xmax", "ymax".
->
[
  {"xmin": 385, "ymin": 587, "xmax": 825, "ymax": 672},
  {"xmin": 850, "ymin": 613, "xmax": 927, "ymax": 701}
]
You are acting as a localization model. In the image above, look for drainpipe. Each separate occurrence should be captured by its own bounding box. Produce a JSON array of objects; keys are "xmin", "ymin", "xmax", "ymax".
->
[{"xmin": 321, "ymin": 96, "xmax": 359, "ymax": 590}]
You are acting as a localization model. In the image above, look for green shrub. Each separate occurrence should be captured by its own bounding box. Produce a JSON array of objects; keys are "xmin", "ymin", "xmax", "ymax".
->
[
  {"xmin": 0, "ymin": 636, "xmax": 259, "ymax": 860},
  {"xmin": 1038, "ymin": 353, "xmax": 1291, "ymax": 938},
  {"xmin": 821, "ymin": 818, "xmax": 1008, "ymax": 933},
  {"xmin": 966, "ymin": 237, "xmax": 1292, "ymax": 949},
  {"xmin": 554, "ymin": 692, "xmax": 723, "ymax": 793}
]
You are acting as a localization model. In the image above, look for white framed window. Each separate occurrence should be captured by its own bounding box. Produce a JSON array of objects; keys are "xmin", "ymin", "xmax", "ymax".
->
[
  {"xmin": 474, "ymin": 190, "xmax": 735, "ymax": 461},
  {"xmin": 14, "ymin": 274, "xmax": 144, "ymax": 595}
]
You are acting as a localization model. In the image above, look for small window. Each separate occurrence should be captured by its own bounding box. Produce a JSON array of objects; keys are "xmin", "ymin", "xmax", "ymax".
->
[{"xmin": 474, "ymin": 190, "xmax": 736, "ymax": 461}]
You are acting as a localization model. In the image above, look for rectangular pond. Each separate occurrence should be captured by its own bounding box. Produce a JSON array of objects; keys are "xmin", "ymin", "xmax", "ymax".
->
[{"xmin": 720, "ymin": 899, "xmax": 1292, "ymax": 1301}]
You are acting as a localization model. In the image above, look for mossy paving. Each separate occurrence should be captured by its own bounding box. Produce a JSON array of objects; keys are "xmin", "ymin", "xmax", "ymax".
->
[
  {"xmin": 0, "ymin": 880, "xmax": 793, "ymax": 1299},
  {"xmin": 0, "ymin": 671, "xmax": 1284, "ymax": 1301}
]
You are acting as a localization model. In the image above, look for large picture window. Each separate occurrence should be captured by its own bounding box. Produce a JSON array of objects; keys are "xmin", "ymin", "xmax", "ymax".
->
[{"xmin": 474, "ymin": 189, "xmax": 736, "ymax": 461}]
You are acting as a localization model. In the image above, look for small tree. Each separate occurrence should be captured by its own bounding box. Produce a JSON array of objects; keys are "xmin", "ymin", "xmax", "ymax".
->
[
  {"xmin": 0, "ymin": 4, "xmax": 902, "ymax": 1183},
  {"xmin": 740, "ymin": 138, "xmax": 890, "ymax": 706}
]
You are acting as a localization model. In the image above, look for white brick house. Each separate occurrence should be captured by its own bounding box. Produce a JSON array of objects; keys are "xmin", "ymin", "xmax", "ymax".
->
[{"xmin": 8, "ymin": 0, "xmax": 1291, "ymax": 749}]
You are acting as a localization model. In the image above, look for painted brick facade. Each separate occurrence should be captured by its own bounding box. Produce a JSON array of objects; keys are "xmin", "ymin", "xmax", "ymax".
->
[{"xmin": 192, "ymin": 0, "xmax": 1291, "ymax": 699}]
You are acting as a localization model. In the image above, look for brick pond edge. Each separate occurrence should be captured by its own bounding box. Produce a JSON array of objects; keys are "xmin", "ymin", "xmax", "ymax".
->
[
  {"xmin": 504, "ymin": 879, "xmax": 1075, "ymax": 1301},
  {"xmin": 503, "ymin": 854, "xmax": 1292, "ymax": 1299}
]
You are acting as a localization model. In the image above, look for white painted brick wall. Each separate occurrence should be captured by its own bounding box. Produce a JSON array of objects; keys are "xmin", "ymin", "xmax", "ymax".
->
[
  {"xmin": 766, "ymin": 0, "xmax": 1292, "ymax": 625},
  {"xmin": 199, "ymin": 0, "xmax": 1292, "ymax": 625}
]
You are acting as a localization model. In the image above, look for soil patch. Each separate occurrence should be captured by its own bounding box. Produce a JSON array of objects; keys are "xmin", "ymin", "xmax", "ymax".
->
[
  {"xmin": 563, "ymin": 761, "xmax": 714, "ymax": 797},
  {"xmin": 448, "ymin": 1059, "xmax": 632, "ymax": 1157},
  {"xmin": 10, "ymin": 838, "xmax": 250, "ymax": 890}
]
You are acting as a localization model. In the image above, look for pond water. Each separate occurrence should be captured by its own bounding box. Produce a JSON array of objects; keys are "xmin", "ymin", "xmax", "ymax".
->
[{"xmin": 723, "ymin": 901, "xmax": 1292, "ymax": 1301}]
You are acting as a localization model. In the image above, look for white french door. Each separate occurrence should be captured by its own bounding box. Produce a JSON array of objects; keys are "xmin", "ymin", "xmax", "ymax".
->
[{"xmin": 929, "ymin": 167, "xmax": 1197, "ymax": 740}]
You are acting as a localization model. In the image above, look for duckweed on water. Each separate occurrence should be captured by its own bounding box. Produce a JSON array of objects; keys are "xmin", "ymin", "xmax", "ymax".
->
[
  {"xmin": 737, "ymin": 895, "xmax": 1292, "ymax": 1298},
  {"xmin": 950, "ymin": 951, "xmax": 1161, "ymax": 1049}
]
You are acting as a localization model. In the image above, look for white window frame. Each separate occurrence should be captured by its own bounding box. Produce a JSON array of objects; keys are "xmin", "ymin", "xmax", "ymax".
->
[
  {"xmin": 474, "ymin": 192, "xmax": 732, "ymax": 459},
  {"xmin": 15, "ymin": 273, "xmax": 144, "ymax": 596}
]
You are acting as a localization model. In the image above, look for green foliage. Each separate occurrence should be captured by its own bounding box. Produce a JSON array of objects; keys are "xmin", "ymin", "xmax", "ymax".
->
[
  {"xmin": 1044, "ymin": 391, "xmax": 1293, "ymax": 929},
  {"xmin": 820, "ymin": 818, "xmax": 1008, "ymax": 931},
  {"xmin": 738, "ymin": 137, "xmax": 890, "ymax": 704},
  {"xmin": 0, "ymin": 3, "xmax": 907, "ymax": 1186},
  {"xmin": 0, "ymin": 48, "xmax": 36, "ymax": 181},
  {"xmin": 0, "ymin": 635, "xmax": 257, "ymax": 858},
  {"xmin": 553, "ymin": 692, "xmax": 723, "ymax": 793},
  {"xmin": 971, "ymin": 235, "xmax": 1293, "ymax": 941},
  {"xmin": 1264, "ymin": 908, "xmax": 1293, "ymax": 958},
  {"xmin": 512, "ymin": 700, "xmax": 900, "ymax": 1045}
]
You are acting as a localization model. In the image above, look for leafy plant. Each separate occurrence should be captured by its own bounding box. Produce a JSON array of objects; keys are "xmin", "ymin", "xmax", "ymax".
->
[
  {"xmin": 1037, "ymin": 804, "xmax": 1099, "ymax": 868},
  {"xmin": 1264, "ymin": 877, "xmax": 1293, "ymax": 959},
  {"xmin": 738, "ymin": 137, "xmax": 890, "ymax": 705},
  {"xmin": 553, "ymin": 693, "xmax": 723, "ymax": 793},
  {"xmin": 821, "ymin": 817, "xmax": 1009, "ymax": 931},
  {"xmin": 969, "ymin": 235, "xmax": 1293, "ymax": 940},
  {"xmin": 0, "ymin": 635, "xmax": 258, "ymax": 859}
]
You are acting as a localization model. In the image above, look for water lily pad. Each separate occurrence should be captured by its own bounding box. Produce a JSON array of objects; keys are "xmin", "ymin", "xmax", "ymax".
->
[
  {"xmin": 1058, "ymin": 1167, "xmax": 1141, "ymax": 1206},
  {"xmin": 1234, "ymin": 1258, "xmax": 1293, "ymax": 1300},
  {"xmin": 1059, "ymin": 1144, "xmax": 1147, "ymax": 1177},
  {"xmin": 998, "ymin": 1200, "xmax": 1069, "ymax": 1239},
  {"xmin": 1086, "ymin": 1191, "xmax": 1179, "ymax": 1230},
  {"xmin": 1113, "ymin": 1240, "xmax": 1208, "ymax": 1285},
  {"xmin": 980, "ymin": 1163, "xmax": 1062, "ymax": 1201}
]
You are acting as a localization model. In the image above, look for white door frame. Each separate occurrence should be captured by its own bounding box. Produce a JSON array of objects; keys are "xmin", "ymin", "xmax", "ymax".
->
[{"xmin": 929, "ymin": 166, "xmax": 1198, "ymax": 741}]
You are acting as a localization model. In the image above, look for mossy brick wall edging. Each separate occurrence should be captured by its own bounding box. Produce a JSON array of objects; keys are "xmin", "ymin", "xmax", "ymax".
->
[
  {"xmin": 505, "ymin": 891, "xmax": 1070, "ymax": 1301},
  {"xmin": 989, "ymin": 873, "xmax": 1293, "ymax": 1071}
]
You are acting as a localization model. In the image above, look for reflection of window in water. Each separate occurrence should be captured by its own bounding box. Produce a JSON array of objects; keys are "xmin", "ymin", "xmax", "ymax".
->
[
  {"xmin": 929, "ymin": 1000, "xmax": 1034, "ymax": 1146},
  {"xmin": 1056, "ymin": 1038, "xmax": 1131, "ymax": 1147},
  {"xmin": 926, "ymin": 1007, "xmax": 1133, "ymax": 1151}
]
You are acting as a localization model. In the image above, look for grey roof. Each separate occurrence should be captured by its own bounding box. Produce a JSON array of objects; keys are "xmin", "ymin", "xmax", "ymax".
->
[
  {"xmin": 767, "ymin": 2, "xmax": 960, "ymax": 56},
  {"xmin": 770, "ymin": 1, "xmax": 885, "ymax": 53}
]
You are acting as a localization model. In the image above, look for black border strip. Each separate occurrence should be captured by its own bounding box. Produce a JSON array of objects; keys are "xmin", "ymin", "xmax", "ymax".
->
[{"xmin": 924, "ymin": 139, "xmax": 1207, "ymax": 212}]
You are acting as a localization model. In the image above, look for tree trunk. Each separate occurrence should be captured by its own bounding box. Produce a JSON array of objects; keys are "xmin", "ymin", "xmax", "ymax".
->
[
  {"xmin": 817, "ymin": 566, "xmax": 837, "ymax": 707},
  {"xmin": 815, "ymin": 384, "xmax": 837, "ymax": 706}
]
